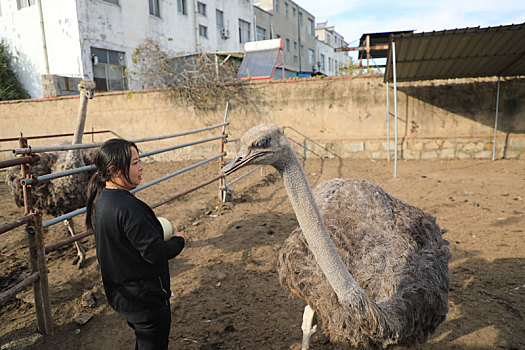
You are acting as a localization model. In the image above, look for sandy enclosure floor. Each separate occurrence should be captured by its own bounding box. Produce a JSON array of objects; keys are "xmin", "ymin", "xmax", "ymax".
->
[{"xmin": 0, "ymin": 158, "xmax": 524, "ymax": 350}]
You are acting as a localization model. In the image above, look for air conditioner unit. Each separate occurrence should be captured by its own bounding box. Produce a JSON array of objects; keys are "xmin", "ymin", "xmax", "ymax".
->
[{"xmin": 221, "ymin": 28, "xmax": 230, "ymax": 39}]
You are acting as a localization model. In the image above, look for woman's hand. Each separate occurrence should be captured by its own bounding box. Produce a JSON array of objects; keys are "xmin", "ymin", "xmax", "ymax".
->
[{"xmin": 172, "ymin": 225, "xmax": 186, "ymax": 240}]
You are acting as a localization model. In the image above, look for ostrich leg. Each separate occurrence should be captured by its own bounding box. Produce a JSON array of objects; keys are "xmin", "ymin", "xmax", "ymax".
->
[
  {"xmin": 64, "ymin": 219, "xmax": 86, "ymax": 268},
  {"xmin": 301, "ymin": 304, "xmax": 317, "ymax": 350}
]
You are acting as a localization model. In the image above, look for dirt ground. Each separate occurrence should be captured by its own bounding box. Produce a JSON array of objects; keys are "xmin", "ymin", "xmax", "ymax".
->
[{"xmin": 0, "ymin": 158, "xmax": 524, "ymax": 350}]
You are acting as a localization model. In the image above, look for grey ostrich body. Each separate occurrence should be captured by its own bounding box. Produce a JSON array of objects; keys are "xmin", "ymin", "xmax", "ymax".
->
[
  {"xmin": 222, "ymin": 124, "xmax": 451, "ymax": 349},
  {"xmin": 6, "ymin": 80, "xmax": 97, "ymax": 267}
]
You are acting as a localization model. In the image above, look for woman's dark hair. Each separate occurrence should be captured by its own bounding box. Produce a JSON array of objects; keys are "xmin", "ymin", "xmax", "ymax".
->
[{"xmin": 86, "ymin": 138, "xmax": 139, "ymax": 231}]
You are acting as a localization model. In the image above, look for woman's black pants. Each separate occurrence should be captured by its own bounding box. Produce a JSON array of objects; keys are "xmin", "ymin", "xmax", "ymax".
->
[{"xmin": 126, "ymin": 302, "xmax": 171, "ymax": 350}]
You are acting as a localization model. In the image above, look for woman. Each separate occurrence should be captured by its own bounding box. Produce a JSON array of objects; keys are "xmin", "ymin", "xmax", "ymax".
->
[{"xmin": 86, "ymin": 138, "xmax": 185, "ymax": 349}]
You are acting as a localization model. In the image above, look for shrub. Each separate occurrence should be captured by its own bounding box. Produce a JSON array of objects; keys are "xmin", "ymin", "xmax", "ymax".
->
[{"xmin": 0, "ymin": 40, "xmax": 30, "ymax": 101}]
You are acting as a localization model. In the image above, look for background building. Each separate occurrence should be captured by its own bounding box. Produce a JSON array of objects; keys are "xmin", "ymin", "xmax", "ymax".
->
[
  {"xmin": 315, "ymin": 20, "xmax": 350, "ymax": 76},
  {"xmin": 253, "ymin": 0, "xmax": 316, "ymax": 77},
  {"xmin": 0, "ymin": 0, "xmax": 253, "ymax": 98},
  {"xmin": 2, "ymin": 0, "xmax": 352, "ymax": 97}
]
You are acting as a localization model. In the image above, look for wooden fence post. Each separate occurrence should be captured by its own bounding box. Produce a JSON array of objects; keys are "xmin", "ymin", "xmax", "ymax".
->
[
  {"xmin": 219, "ymin": 102, "xmax": 229, "ymax": 202},
  {"xmin": 19, "ymin": 137, "xmax": 46, "ymax": 333},
  {"xmin": 33, "ymin": 213, "xmax": 54, "ymax": 335}
]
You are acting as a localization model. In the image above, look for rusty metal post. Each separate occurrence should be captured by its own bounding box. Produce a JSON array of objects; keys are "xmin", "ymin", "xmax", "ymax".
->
[
  {"xmin": 366, "ymin": 34, "xmax": 370, "ymax": 73},
  {"xmin": 33, "ymin": 213, "xmax": 54, "ymax": 335},
  {"xmin": 219, "ymin": 103, "xmax": 230, "ymax": 202},
  {"xmin": 19, "ymin": 137, "xmax": 46, "ymax": 333}
]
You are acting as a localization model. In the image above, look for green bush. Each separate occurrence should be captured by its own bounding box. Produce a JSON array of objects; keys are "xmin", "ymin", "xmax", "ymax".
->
[{"xmin": 0, "ymin": 40, "xmax": 30, "ymax": 101}]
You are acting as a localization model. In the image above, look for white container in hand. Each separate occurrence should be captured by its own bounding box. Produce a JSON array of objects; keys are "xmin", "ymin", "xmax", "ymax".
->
[{"xmin": 157, "ymin": 217, "xmax": 173, "ymax": 241}]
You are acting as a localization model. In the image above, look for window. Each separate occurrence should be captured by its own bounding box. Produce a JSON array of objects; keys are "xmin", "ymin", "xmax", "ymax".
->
[
  {"xmin": 308, "ymin": 49, "xmax": 314, "ymax": 65},
  {"xmin": 292, "ymin": 7, "xmax": 296, "ymax": 16},
  {"xmin": 149, "ymin": 0, "xmax": 160, "ymax": 17},
  {"xmin": 177, "ymin": 0, "xmax": 187, "ymax": 15},
  {"xmin": 256, "ymin": 26, "xmax": 267, "ymax": 41},
  {"xmin": 326, "ymin": 33, "xmax": 332, "ymax": 45},
  {"xmin": 17, "ymin": 0, "xmax": 35, "ymax": 9},
  {"xmin": 320, "ymin": 54, "xmax": 325, "ymax": 71},
  {"xmin": 286, "ymin": 39, "xmax": 290, "ymax": 52},
  {"xmin": 284, "ymin": 3, "xmax": 288, "ymax": 18},
  {"xmin": 299, "ymin": 44, "xmax": 303, "ymax": 56},
  {"xmin": 293, "ymin": 41, "xmax": 297, "ymax": 50},
  {"xmin": 274, "ymin": 0, "xmax": 279, "ymax": 13},
  {"xmin": 239, "ymin": 19, "xmax": 251, "ymax": 44},
  {"xmin": 293, "ymin": 55, "xmax": 298, "ymax": 64},
  {"xmin": 91, "ymin": 47, "xmax": 128, "ymax": 92},
  {"xmin": 216, "ymin": 9, "xmax": 224, "ymax": 29},
  {"xmin": 335, "ymin": 59, "xmax": 339, "ymax": 73},
  {"xmin": 308, "ymin": 18, "xmax": 314, "ymax": 35},
  {"xmin": 197, "ymin": 2, "xmax": 206, "ymax": 16},
  {"xmin": 298, "ymin": 12, "xmax": 302, "ymax": 26},
  {"xmin": 199, "ymin": 25, "xmax": 208, "ymax": 38},
  {"xmin": 102, "ymin": 0, "xmax": 119, "ymax": 4}
]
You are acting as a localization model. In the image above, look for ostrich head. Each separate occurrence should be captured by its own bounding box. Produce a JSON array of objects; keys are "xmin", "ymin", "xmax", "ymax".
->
[
  {"xmin": 78, "ymin": 79, "xmax": 97, "ymax": 99},
  {"xmin": 222, "ymin": 123, "xmax": 292, "ymax": 175}
]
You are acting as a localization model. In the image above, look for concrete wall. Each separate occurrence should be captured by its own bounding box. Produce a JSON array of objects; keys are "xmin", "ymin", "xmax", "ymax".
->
[{"xmin": 1, "ymin": 76, "xmax": 524, "ymax": 161}]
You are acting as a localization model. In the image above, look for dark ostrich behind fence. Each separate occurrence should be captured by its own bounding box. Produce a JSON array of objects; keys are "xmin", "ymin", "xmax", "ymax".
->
[
  {"xmin": 6, "ymin": 146, "xmax": 97, "ymax": 216},
  {"xmin": 6, "ymin": 147, "xmax": 97, "ymax": 215}
]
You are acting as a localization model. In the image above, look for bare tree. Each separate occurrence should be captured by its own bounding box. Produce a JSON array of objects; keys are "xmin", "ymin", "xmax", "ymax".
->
[{"xmin": 130, "ymin": 39, "xmax": 255, "ymax": 111}]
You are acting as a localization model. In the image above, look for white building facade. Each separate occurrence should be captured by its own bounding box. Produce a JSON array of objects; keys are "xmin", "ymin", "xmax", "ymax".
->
[
  {"xmin": 253, "ymin": 0, "xmax": 316, "ymax": 77},
  {"xmin": 315, "ymin": 20, "xmax": 350, "ymax": 76},
  {"xmin": 0, "ymin": 0, "xmax": 253, "ymax": 98}
]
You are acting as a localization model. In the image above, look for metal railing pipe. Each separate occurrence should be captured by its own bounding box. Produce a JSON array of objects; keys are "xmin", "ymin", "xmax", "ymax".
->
[
  {"xmin": 225, "ymin": 138, "xmax": 239, "ymax": 143},
  {"xmin": 43, "ymin": 207, "xmax": 86, "ymax": 228},
  {"xmin": 139, "ymin": 136, "xmax": 226, "ymax": 158},
  {"xmin": 14, "ymin": 127, "xmax": 229, "ymax": 155},
  {"xmin": 43, "ymin": 153, "xmax": 226, "ymax": 228},
  {"xmin": 22, "ymin": 164, "xmax": 96, "ymax": 186},
  {"xmin": 131, "ymin": 153, "xmax": 225, "ymax": 193},
  {"xmin": 0, "ymin": 272, "xmax": 40, "ymax": 305},
  {"xmin": 226, "ymin": 166, "xmax": 262, "ymax": 187},
  {"xmin": 21, "ymin": 136, "xmax": 226, "ymax": 186},
  {"xmin": 151, "ymin": 175, "xmax": 222, "ymax": 209},
  {"xmin": 45, "ymin": 229, "xmax": 92, "ymax": 253},
  {"xmin": 131, "ymin": 122, "xmax": 229, "ymax": 143},
  {"xmin": 0, "ymin": 155, "xmax": 40, "ymax": 170},
  {"xmin": 0, "ymin": 130, "xmax": 110, "ymax": 143},
  {"xmin": 0, "ymin": 214, "xmax": 36, "ymax": 235},
  {"xmin": 14, "ymin": 142, "xmax": 102, "ymax": 154}
]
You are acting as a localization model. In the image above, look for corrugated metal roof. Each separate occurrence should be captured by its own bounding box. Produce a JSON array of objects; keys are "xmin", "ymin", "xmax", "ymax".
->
[
  {"xmin": 358, "ymin": 31, "xmax": 413, "ymax": 60},
  {"xmin": 384, "ymin": 23, "xmax": 525, "ymax": 82}
]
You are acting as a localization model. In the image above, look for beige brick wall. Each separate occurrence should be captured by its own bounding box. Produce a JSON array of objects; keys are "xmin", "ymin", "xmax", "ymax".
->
[{"xmin": 1, "ymin": 76, "xmax": 524, "ymax": 161}]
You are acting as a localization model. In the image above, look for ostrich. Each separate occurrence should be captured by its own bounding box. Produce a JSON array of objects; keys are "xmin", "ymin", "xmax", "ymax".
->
[
  {"xmin": 222, "ymin": 124, "xmax": 451, "ymax": 349},
  {"xmin": 6, "ymin": 80, "xmax": 97, "ymax": 268}
]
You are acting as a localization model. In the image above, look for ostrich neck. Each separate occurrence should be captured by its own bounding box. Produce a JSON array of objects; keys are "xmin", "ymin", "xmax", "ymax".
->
[
  {"xmin": 277, "ymin": 147, "xmax": 400, "ymax": 341},
  {"xmin": 72, "ymin": 92, "xmax": 88, "ymax": 145},
  {"xmin": 278, "ymin": 149, "xmax": 363, "ymax": 304}
]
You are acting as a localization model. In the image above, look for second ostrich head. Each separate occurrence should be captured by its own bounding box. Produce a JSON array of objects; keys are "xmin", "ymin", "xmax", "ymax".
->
[{"xmin": 222, "ymin": 123, "xmax": 292, "ymax": 175}]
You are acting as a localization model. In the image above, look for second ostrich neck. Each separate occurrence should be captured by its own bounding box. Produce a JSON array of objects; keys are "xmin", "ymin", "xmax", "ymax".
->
[
  {"xmin": 73, "ymin": 91, "xmax": 89, "ymax": 145},
  {"xmin": 277, "ymin": 146, "xmax": 401, "ymax": 340}
]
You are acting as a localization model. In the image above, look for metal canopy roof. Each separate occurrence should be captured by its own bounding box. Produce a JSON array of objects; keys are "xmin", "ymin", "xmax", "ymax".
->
[
  {"xmin": 384, "ymin": 23, "xmax": 525, "ymax": 82},
  {"xmin": 358, "ymin": 30, "xmax": 413, "ymax": 60}
]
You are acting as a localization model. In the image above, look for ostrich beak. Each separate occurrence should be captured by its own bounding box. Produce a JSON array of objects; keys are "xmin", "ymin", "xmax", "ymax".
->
[{"xmin": 221, "ymin": 150, "xmax": 268, "ymax": 176}]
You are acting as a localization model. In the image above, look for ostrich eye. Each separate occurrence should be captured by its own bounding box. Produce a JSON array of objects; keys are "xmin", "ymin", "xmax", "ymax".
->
[{"xmin": 255, "ymin": 137, "xmax": 270, "ymax": 148}]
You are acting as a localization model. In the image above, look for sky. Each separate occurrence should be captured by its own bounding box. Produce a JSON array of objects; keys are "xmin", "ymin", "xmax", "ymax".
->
[{"xmin": 293, "ymin": 0, "xmax": 525, "ymax": 61}]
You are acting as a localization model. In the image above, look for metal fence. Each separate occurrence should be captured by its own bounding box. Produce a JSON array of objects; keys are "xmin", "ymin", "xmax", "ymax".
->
[{"xmin": 0, "ymin": 106, "xmax": 262, "ymax": 336}]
